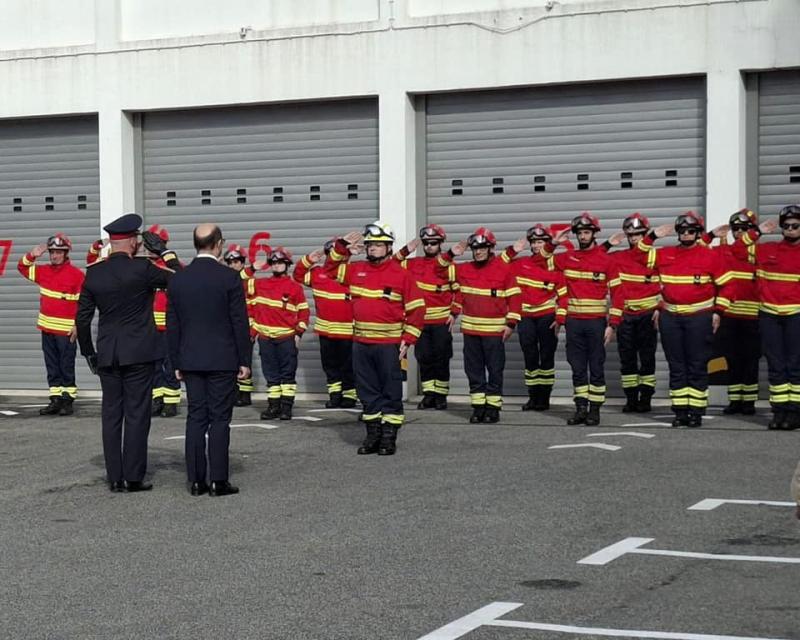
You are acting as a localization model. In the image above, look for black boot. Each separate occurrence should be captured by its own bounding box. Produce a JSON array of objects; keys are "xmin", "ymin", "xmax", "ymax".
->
[
  {"xmin": 687, "ymin": 411, "xmax": 703, "ymax": 428},
  {"xmin": 672, "ymin": 409, "xmax": 690, "ymax": 427},
  {"xmin": 58, "ymin": 394, "xmax": 74, "ymax": 416},
  {"xmin": 357, "ymin": 420, "xmax": 381, "ymax": 454},
  {"xmin": 521, "ymin": 388, "xmax": 537, "ymax": 411},
  {"xmin": 260, "ymin": 398, "xmax": 281, "ymax": 420},
  {"xmin": 340, "ymin": 395, "xmax": 358, "ymax": 409},
  {"xmin": 469, "ymin": 406, "xmax": 486, "ymax": 424},
  {"xmin": 535, "ymin": 387, "xmax": 551, "ymax": 411},
  {"xmin": 434, "ymin": 394, "xmax": 448, "ymax": 410},
  {"xmin": 378, "ymin": 423, "xmax": 398, "ymax": 455},
  {"xmin": 585, "ymin": 402, "xmax": 601, "ymax": 426},
  {"xmin": 417, "ymin": 393, "xmax": 436, "ymax": 410},
  {"xmin": 234, "ymin": 391, "xmax": 252, "ymax": 407},
  {"xmin": 325, "ymin": 392, "xmax": 342, "ymax": 409},
  {"xmin": 622, "ymin": 388, "xmax": 638, "ymax": 413},
  {"xmin": 786, "ymin": 411, "xmax": 800, "ymax": 431},
  {"xmin": 484, "ymin": 406, "xmax": 500, "ymax": 423},
  {"xmin": 161, "ymin": 403, "xmax": 178, "ymax": 418},
  {"xmin": 567, "ymin": 403, "xmax": 588, "ymax": 425},
  {"xmin": 150, "ymin": 397, "xmax": 164, "ymax": 417},
  {"xmin": 637, "ymin": 386, "xmax": 653, "ymax": 413},
  {"xmin": 767, "ymin": 411, "xmax": 784, "ymax": 430},
  {"xmin": 39, "ymin": 396, "xmax": 62, "ymax": 416},
  {"xmin": 279, "ymin": 397, "xmax": 293, "ymax": 420},
  {"xmin": 723, "ymin": 400, "xmax": 743, "ymax": 415},
  {"xmin": 740, "ymin": 401, "xmax": 756, "ymax": 416}
]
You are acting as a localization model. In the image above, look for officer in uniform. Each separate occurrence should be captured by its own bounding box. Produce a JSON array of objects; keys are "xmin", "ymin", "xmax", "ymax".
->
[
  {"xmin": 18, "ymin": 234, "xmax": 85, "ymax": 416},
  {"xmin": 76, "ymin": 213, "xmax": 181, "ymax": 492}
]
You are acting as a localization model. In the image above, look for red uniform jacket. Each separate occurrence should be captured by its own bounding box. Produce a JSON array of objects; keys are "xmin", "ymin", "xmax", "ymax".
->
[
  {"xmin": 293, "ymin": 254, "xmax": 354, "ymax": 339},
  {"xmin": 507, "ymin": 253, "xmax": 567, "ymax": 324},
  {"xmin": 328, "ymin": 240, "xmax": 425, "ymax": 345},
  {"xmin": 18, "ymin": 253, "xmax": 84, "ymax": 335},
  {"xmin": 395, "ymin": 246, "xmax": 457, "ymax": 326},
  {"xmin": 250, "ymin": 275, "xmax": 310, "ymax": 340},
  {"xmin": 546, "ymin": 243, "xmax": 615, "ymax": 325},
  {"xmin": 608, "ymin": 246, "xmax": 661, "ymax": 323},
  {"xmin": 713, "ymin": 243, "xmax": 759, "ymax": 320}
]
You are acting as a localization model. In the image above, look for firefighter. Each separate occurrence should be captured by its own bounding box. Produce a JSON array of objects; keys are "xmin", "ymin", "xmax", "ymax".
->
[
  {"xmin": 440, "ymin": 227, "xmax": 519, "ymax": 424},
  {"xmin": 640, "ymin": 212, "xmax": 724, "ymax": 428},
  {"xmin": 731, "ymin": 206, "xmax": 800, "ymax": 430},
  {"xmin": 18, "ymin": 234, "xmax": 85, "ymax": 416},
  {"xmin": 607, "ymin": 213, "xmax": 661, "ymax": 413},
  {"xmin": 712, "ymin": 209, "xmax": 761, "ymax": 415},
  {"xmin": 508, "ymin": 224, "xmax": 567, "ymax": 411},
  {"xmin": 395, "ymin": 224, "xmax": 456, "ymax": 410},
  {"xmin": 250, "ymin": 247, "xmax": 309, "ymax": 421},
  {"xmin": 224, "ymin": 243, "xmax": 258, "ymax": 406},
  {"xmin": 548, "ymin": 214, "xmax": 616, "ymax": 426},
  {"xmin": 294, "ymin": 239, "xmax": 357, "ymax": 409},
  {"xmin": 327, "ymin": 222, "xmax": 425, "ymax": 455}
]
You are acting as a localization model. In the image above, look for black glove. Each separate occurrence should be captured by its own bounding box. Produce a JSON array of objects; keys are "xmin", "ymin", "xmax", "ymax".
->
[
  {"xmin": 142, "ymin": 230, "xmax": 168, "ymax": 256},
  {"xmin": 85, "ymin": 354, "xmax": 98, "ymax": 375}
]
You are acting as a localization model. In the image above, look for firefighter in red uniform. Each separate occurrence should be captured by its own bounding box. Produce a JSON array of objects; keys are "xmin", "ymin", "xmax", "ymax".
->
[
  {"xmin": 607, "ymin": 214, "xmax": 661, "ymax": 413},
  {"xmin": 395, "ymin": 224, "xmax": 456, "ymax": 410},
  {"xmin": 508, "ymin": 224, "xmax": 567, "ymax": 411},
  {"xmin": 710, "ymin": 209, "xmax": 761, "ymax": 415},
  {"xmin": 731, "ymin": 205, "xmax": 800, "ymax": 430},
  {"xmin": 548, "ymin": 214, "xmax": 616, "ymax": 426},
  {"xmin": 224, "ymin": 243, "xmax": 258, "ymax": 406},
  {"xmin": 18, "ymin": 234, "xmax": 85, "ymax": 416},
  {"xmin": 440, "ymin": 227, "xmax": 519, "ymax": 424},
  {"xmin": 250, "ymin": 247, "xmax": 310, "ymax": 421},
  {"xmin": 640, "ymin": 212, "xmax": 725, "ymax": 428},
  {"xmin": 294, "ymin": 239, "xmax": 357, "ymax": 409},
  {"xmin": 328, "ymin": 222, "xmax": 425, "ymax": 455}
]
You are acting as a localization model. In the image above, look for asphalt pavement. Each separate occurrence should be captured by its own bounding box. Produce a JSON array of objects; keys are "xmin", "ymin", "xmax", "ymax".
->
[{"xmin": 0, "ymin": 396, "xmax": 798, "ymax": 640}]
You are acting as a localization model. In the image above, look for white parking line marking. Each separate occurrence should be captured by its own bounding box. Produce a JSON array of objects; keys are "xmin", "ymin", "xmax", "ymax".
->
[
  {"xmin": 549, "ymin": 443, "xmax": 621, "ymax": 451},
  {"xmin": 231, "ymin": 423, "xmax": 279, "ymax": 430},
  {"xmin": 687, "ymin": 498, "xmax": 795, "ymax": 511},
  {"xmin": 164, "ymin": 435, "xmax": 185, "ymax": 441},
  {"xmin": 622, "ymin": 422, "xmax": 672, "ymax": 427},
  {"xmin": 0, "ymin": 410, "xmax": 19, "ymax": 416},
  {"xmin": 292, "ymin": 416, "xmax": 323, "ymax": 422},
  {"xmin": 19, "ymin": 404, "xmax": 46, "ymax": 408},
  {"xmin": 418, "ymin": 602, "xmax": 791, "ymax": 640},
  {"xmin": 587, "ymin": 432, "xmax": 655, "ymax": 438},
  {"xmin": 578, "ymin": 537, "xmax": 800, "ymax": 566},
  {"xmin": 308, "ymin": 408, "xmax": 361, "ymax": 414}
]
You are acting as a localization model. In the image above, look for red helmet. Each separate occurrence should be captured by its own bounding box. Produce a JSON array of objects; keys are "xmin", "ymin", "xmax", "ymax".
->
[
  {"xmin": 224, "ymin": 243, "xmax": 246, "ymax": 263},
  {"xmin": 467, "ymin": 227, "xmax": 496, "ymax": 248},
  {"xmin": 729, "ymin": 208, "xmax": 758, "ymax": 229},
  {"xmin": 623, "ymin": 213, "xmax": 650, "ymax": 233},
  {"xmin": 146, "ymin": 224, "xmax": 170, "ymax": 242},
  {"xmin": 526, "ymin": 224, "xmax": 552, "ymax": 242},
  {"xmin": 675, "ymin": 211, "xmax": 705, "ymax": 232},
  {"xmin": 419, "ymin": 224, "xmax": 446, "ymax": 242},
  {"xmin": 47, "ymin": 233, "xmax": 72, "ymax": 251},
  {"xmin": 571, "ymin": 212, "xmax": 601, "ymax": 233},
  {"xmin": 269, "ymin": 246, "xmax": 293, "ymax": 265}
]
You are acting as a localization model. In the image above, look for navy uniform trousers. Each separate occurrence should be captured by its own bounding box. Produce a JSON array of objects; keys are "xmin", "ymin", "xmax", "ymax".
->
[
  {"xmin": 42, "ymin": 332, "xmax": 77, "ymax": 399},
  {"xmin": 416, "ymin": 324, "xmax": 453, "ymax": 397},
  {"xmin": 717, "ymin": 316, "xmax": 760, "ymax": 403},
  {"xmin": 353, "ymin": 342, "xmax": 404, "ymax": 426},
  {"xmin": 760, "ymin": 312, "xmax": 800, "ymax": 416},
  {"xmin": 319, "ymin": 335, "xmax": 356, "ymax": 399},
  {"xmin": 565, "ymin": 317, "xmax": 606, "ymax": 406},
  {"xmin": 659, "ymin": 311, "xmax": 713, "ymax": 415},
  {"xmin": 259, "ymin": 337, "xmax": 299, "ymax": 401},
  {"xmin": 463, "ymin": 334, "xmax": 505, "ymax": 408},
  {"xmin": 616, "ymin": 311, "xmax": 658, "ymax": 397},
  {"xmin": 518, "ymin": 315, "xmax": 558, "ymax": 391}
]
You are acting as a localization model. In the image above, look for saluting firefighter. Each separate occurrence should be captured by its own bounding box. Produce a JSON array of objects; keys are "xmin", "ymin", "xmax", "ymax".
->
[
  {"xmin": 294, "ymin": 239, "xmax": 357, "ymax": 409},
  {"xmin": 708, "ymin": 209, "xmax": 761, "ymax": 416},
  {"xmin": 327, "ymin": 222, "xmax": 425, "ymax": 455},
  {"xmin": 507, "ymin": 224, "xmax": 567, "ymax": 411},
  {"xmin": 638, "ymin": 212, "xmax": 725, "ymax": 428},
  {"xmin": 730, "ymin": 205, "xmax": 800, "ymax": 430},
  {"xmin": 439, "ymin": 227, "xmax": 519, "ymax": 424},
  {"xmin": 18, "ymin": 233, "xmax": 84, "ymax": 416},
  {"xmin": 223, "ymin": 243, "xmax": 259, "ymax": 407},
  {"xmin": 606, "ymin": 213, "xmax": 661, "ymax": 413},
  {"xmin": 548, "ymin": 214, "xmax": 616, "ymax": 427},
  {"xmin": 250, "ymin": 247, "xmax": 309, "ymax": 422},
  {"xmin": 394, "ymin": 224, "xmax": 457, "ymax": 410}
]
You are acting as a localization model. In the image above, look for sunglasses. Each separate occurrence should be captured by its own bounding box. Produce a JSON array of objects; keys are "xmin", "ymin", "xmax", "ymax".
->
[
  {"xmin": 782, "ymin": 222, "xmax": 800, "ymax": 231},
  {"xmin": 422, "ymin": 240, "xmax": 441, "ymax": 246}
]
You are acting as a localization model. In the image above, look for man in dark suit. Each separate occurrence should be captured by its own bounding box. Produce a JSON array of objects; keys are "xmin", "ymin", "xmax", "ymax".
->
[
  {"xmin": 166, "ymin": 223, "xmax": 252, "ymax": 497},
  {"xmin": 76, "ymin": 213, "xmax": 181, "ymax": 493}
]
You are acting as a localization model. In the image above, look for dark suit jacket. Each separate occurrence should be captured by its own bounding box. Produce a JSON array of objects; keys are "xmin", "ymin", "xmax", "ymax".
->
[
  {"xmin": 166, "ymin": 256, "xmax": 251, "ymax": 372},
  {"xmin": 76, "ymin": 253, "xmax": 177, "ymax": 367}
]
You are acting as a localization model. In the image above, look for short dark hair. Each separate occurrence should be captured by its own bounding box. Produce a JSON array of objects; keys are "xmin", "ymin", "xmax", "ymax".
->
[{"xmin": 193, "ymin": 225, "xmax": 223, "ymax": 251}]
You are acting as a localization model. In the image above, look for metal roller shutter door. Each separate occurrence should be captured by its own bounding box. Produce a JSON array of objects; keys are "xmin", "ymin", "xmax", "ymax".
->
[
  {"xmin": 0, "ymin": 116, "xmax": 101, "ymax": 391},
  {"xmin": 425, "ymin": 77, "xmax": 706, "ymax": 398},
  {"xmin": 758, "ymin": 71, "xmax": 800, "ymax": 216},
  {"xmin": 140, "ymin": 99, "xmax": 379, "ymax": 394}
]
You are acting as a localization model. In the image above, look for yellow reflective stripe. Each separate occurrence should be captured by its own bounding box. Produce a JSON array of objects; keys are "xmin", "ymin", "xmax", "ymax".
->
[
  {"xmin": 567, "ymin": 299, "xmax": 608, "ymax": 313},
  {"xmin": 250, "ymin": 297, "xmax": 302, "ymax": 312},
  {"xmin": 382, "ymin": 413, "xmax": 405, "ymax": 425},
  {"xmin": 21, "ymin": 255, "xmax": 34, "ymax": 267},
  {"xmin": 460, "ymin": 315, "xmax": 506, "ymax": 332},
  {"xmin": 717, "ymin": 270, "xmax": 754, "ymax": 285},
  {"xmin": 436, "ymin": 255, "xmax": 451, "ymax": 268},
  {"xmin": 759, "ymin": 302, "xmax": 800, "ymax": 315},
  {"xmin": 350, "ymin": 286, "xmax": 403, "ymax": 302},
  {"xmin": 609, "ymin": 308, "xmax": 623, "ymax": 318},
  {"xmin": 726, "ymin": 301, "xmax": 759, "ymax": 316},
  {"xmin": 252, "ymin": 322, "xmax": 296, "ymax": 338},
  {"xmin": 313, "ymin": 289, "xmax": 348, "ymax": 301},
  {"xmin": 563, "ymin": 269, "xmax": 607, "ymax": 281},
  {"xmin": 314, "ymin": 318, "xmax": 353, "ymax": 334},
  {"xmin": 329, "ymin": 246, "xmax": 347, "ymax": 262},
  {"xmin": 297, "ymin": 302, "xmax": 309, "ymax": 310},
  {"xmin": 404, "ymin": 298, "xmax": 425, "ymax": 312},
  {"xmin": 623, "ymin": 295, "xmax": 660, "ymax": 312},
  {"xmin": 37, "ymin": 313, "xmax": 74, "ymax": 330},
  {"xmin": 354, "ymin": 321, "xmax": 403, "ymax": 338},
  {"xmin": 39, "ymin": 286, "xmax": 80, "ymax": 301},
  {"xmin": 425, "ymin": 306, "xmax": 451, "ymax": 320},
  {"xmin": 521, "ymin": 301, "xmax": 556, "ymax": 314},
  {"xmin": 661, "ymin": 298, "xmax": 715, "ymax": 314},
  {"xmin": 417, "ymin": 281, "xmax": 453, "ymax": 293},
  {"xmin": 660, "ymin": 274, "xmax": 714, "ymax": 284},
  {"xmin": 756, "ymin": 269, "xmax": 800, "ymax": 283},
  {"xmin": 516, "ymin": 277, "xmax": 557, "ymax": 290},
  {"xmin": 336, "ymin": 263, "xmax": 347, "ymax": 283},
  {"xmin": 486, "ymin": 394, "xmax": 502, "ymax": 407},
  {"xmin": 403, "ymin": 324, "xmax": 422, "ymax": 338},
  {"xmin": 300, "ymin": 256, "xmax": 312, "ymax": 269},
  {"xmin": 507, "ymin": 312, "xmax": 522, "ymax": 322},
  {"xmin": 608, "ymin": 277, "xmax": 622, "ymax": 288},
  {"xmin": 153, "ymin": 311, "xmax": 166, "ymax": 324},
  {"xmin": 618, "ymin": 273, "xmax": 660, "ymax": 284},
  {"xmin": 470, "ymin": 392, "xmax": 486, "ymax": 405},
  {"xmin": 459, "ymin": 285, "xmax": 515, "ymax": 298}
]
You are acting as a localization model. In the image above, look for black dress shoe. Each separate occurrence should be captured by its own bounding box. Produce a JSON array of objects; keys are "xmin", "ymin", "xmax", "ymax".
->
[
  {"xmin": 209, "ymin": 481, "xmax": 239, "ymax": 497},
  {"xmin": 189, "ymin": 481, "xmax": 209, "ymax": 496},
  {"xmin": 123, "ymin": 480, "xmax": 153, "ymax": 492},
  {"xmin": 109, "ymin": 480, "xmax": 124, "ymax": 493}
]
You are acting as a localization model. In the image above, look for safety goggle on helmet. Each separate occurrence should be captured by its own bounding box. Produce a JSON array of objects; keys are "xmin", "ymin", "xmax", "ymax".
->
[
  {"xmin": 268, "ymin": 247, "xmax": 293, "ymax": 265},
  {"xmin": 467, "ymin": 227, "xmax": 496, "ymax": 248},
  {"xmin": 419, "ymin": 224, "xmax": 446, "ymax": 242},
  {"xmin": 224, "ymin": 244, "xmax": 246, "ymax": 263},
  {"xmin": 526, "ymin": 224, "xmax": 551, "ymax": 242},
  {"xmin": 47, "ymin": 234, "xmax": 72, "ymax": 251},
  {"xmin": 674, "ymin": 212, "xmax": 705, "ymax": 233},
  {"xmin": 363, "ymin": 222, "xmax": 395, "ymax": 243},
  {"xmin": 570, "ymin": 213, "xmax": 601, "ymax": 233},
  {"xmin": 622, "ymin": 213, "xmax": 650, "ymax": 234},
  {"xmin": 729, "ymin": 209, "xmax": 758, "ymax": 230},
  {"xmin": 778, "ymin": 205, "xmax": 800, "ymax": 227}
]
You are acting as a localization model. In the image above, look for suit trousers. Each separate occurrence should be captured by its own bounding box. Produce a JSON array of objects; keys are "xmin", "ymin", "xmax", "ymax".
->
[
  {"xmin": 99, "ymin": 361, "xmax": 154, "ymax": 483},
  {"xmin": 760, "ymin": 312, "xmax": 800, "ymax": 414},
  {"xmin": 415, "ymin": 324, "xmax": 453, "ymax": 396},
  {"xmin": 41, "ymin": 332, "xmax": 77, "ymax": 398},
  {"xmin": 182, "ymin": 371, "xmax": 237, "ymax": 483},
  {"xmin": 463, "ymin": 334, "xmax": 505, "ymax": 408},
  {"xmin": 517, "ymin": 315, "xmax": 558, "ymax": 390},
  {"xmin": 353, "ymin": 342, "xmax": 404, "ymax": 425},
  {"xmin": 565, "ymin": 317, "xmax": 607, "ymax": 405},
  {"xmin": 319, "ymin": 335, "xmax": 355, "ymax": 397},
  {"xmin": 659, "ymin": 311, "xmax": 713, "ymax": 414}
]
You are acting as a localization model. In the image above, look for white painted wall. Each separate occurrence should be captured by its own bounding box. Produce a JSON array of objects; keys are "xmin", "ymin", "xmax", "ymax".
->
[{"xmin": 0, "ymin": 0, "xmax": 95, "ymax": 51}]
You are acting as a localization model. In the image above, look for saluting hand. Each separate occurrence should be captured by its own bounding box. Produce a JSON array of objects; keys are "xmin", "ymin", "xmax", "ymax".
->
[
  {"xmin": 30, "ymin": 244, "xmax": 47, "ymax": 258},
  {"xmin": 606, "ymin": 231, "xmax": 626, "ymax": 247},
  {"xmin": 237, "ymin": 366, "xmax": 250, "ymax": 381},
  {"xmin": 307, "ymin": 249, "xmax": 324, "ymax": 264},
  {"xmin": 552, "ymin": 228, "xmax": 570, "ymax": 245},
  {"xmin": 406, "ymin": 238, "xmax": 421, "ymax": 254},
  {"xmin": 653, "ymin": 223, "xmax": 673, "ymax": 239},
  {"xmin": 711, "ymin": 224, "xmax": 730, "ymax": 239},
  {"xmin": 760, "ymin": 219, "xmax": 778, "ymax": 235},
  {"xmin": 342, "ymin": 231, "xmax": 363, "ymax": 246},
  {"xmin": 512, "ymin": 236, "xmax": 528, "ymax": 253},
  {"xmin": 451, "ymin": 240, "xmax": 467, "ymax": 257}
]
